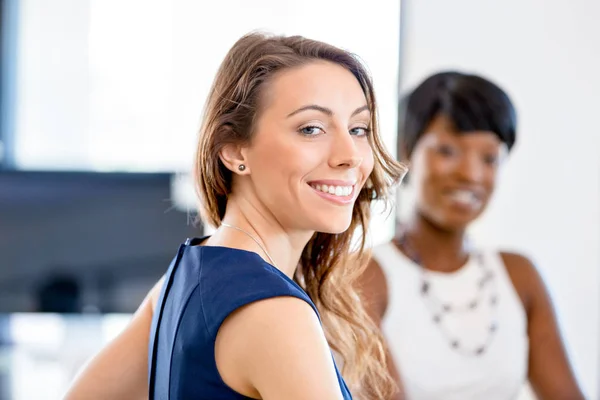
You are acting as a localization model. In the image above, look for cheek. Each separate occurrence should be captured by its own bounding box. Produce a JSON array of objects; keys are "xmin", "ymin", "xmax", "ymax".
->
[
  {"xmin": 483, "ymin": 168, "xmax": 499, "ymax": 193},
  {"xmin": 426, "ymin": 151, "xmax": 454, "ymax": 173},
  {"xmin": 414, "ymin": 158, "xmax": 448, "ymax": 192},
  {"xmin": 250, "ymin": 137, "xmax": 322, "ymax": 182},
  {"xmin": 418, "ymin": 174, "xmax": 441, "ymax": 202},
  {"xmin": 360, "ymin": 146, "xmax": 375, "ymax": 178}
]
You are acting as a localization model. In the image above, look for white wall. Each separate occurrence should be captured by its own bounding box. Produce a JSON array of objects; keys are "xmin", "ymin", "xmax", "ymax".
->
[
  {"xmin": 397, "ymin": 0, "xmax": 600, "ymax": 398},
  {"xmin": 12, "ymin": 0, "xmax": 91, "ymax": 169}
]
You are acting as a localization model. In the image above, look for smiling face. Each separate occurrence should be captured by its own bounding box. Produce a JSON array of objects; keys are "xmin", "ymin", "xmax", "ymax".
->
[
  {"xmin": 240, "ymin": 61, "xmax": 374, "ymax": 234},
  {"xmin": 410, "ymin": 114, "xmax": 505, "ymax": 230}
]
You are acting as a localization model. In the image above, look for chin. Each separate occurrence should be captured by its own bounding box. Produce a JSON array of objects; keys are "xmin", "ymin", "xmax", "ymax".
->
[
  {"xmin": 312, "ymin": 214, "xmax": 354, "ymax": 235},
  {"xmin": 435, "ymin": 213, "xmax": 479, "ymax": 232}
]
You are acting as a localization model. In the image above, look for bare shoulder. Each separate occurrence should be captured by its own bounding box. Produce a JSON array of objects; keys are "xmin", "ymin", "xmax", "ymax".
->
[
  {"xmin": 357, "ymin": 253, "xmax": 390, "ymax": 322},
  {"xmin": 363, "ymin": 254, "xmax": 388, "ymax": 287},
  {"xmin": 216, "ymin": 296, "xmax": 343, "ymax": 400},
  {"xmin": 500, "ymin": 251, "xmax": 538, "ymax": 277},
  {"xmin": 500, "ymin": 251, "xmax": 545, "ymax": 312}
]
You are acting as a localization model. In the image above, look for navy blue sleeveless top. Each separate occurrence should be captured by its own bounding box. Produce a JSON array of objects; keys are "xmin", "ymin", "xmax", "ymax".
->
[{"xmin": 148, "ymin": 237, "xmax": 352, "ymax": 399}]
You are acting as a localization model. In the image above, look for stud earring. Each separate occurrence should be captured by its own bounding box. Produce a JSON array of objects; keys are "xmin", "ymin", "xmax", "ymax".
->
[{"xmin": 238, "ymin": 164, "xmax": 246, "ymax": 171}]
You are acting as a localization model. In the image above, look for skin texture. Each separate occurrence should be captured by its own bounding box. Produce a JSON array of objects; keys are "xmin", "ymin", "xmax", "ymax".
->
[
  {"xmin": 358, "ymin": 114, "xmax": 584, "ymax": 400},
  {"xmin": 64, "ymin": 61, "xmax": 374, "ymax": 400}
]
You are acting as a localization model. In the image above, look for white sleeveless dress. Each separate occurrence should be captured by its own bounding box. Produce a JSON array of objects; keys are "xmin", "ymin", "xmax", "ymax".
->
[{"xmin": 373, "ymin": 242, "xmax": 530, "ymax": 400}]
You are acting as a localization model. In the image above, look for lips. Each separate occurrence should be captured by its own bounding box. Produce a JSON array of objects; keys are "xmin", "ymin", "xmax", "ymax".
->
[{"xmin": 307, "ymin": 179, "xmax": 358, "ymax": 204}]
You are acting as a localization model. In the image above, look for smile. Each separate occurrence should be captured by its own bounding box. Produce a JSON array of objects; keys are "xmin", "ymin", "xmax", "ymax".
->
[
  {"xmin": 447, "ymin": 189, "xmax": 482, "ymax": 208},
  {"xmin": 308, "ymin": 180, "xmax": 357, "ymax": 205}
]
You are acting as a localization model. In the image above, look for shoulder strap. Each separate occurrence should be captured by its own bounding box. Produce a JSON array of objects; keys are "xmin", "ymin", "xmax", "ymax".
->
[{"xmin": 200, "ymin": 265, "xmax": 319, "ymax": 336}]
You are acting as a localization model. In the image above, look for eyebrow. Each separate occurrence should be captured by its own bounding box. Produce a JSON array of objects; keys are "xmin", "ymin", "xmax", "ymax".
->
[{"xmin": 286, "ymin": 104, "xmax": 370, "ymax": 118}]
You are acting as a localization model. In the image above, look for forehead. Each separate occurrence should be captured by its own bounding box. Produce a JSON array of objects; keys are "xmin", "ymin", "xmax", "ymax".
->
[
  {"xmin": 422, "ymin": 114, "xmax": 502, "ymax": 146},
  {"xmin": 259, "ymin": 61, "xmax": 369, "ymax": 117}
]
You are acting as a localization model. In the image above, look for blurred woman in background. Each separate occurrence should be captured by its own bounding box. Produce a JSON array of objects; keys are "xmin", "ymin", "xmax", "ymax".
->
[
  {"xmin": 65, "ymin": 32, "xmax": 406, "ymax": 400},
  {"xmin": 360, "ymin": 71, "xmax": 584, "ymax": 400}
]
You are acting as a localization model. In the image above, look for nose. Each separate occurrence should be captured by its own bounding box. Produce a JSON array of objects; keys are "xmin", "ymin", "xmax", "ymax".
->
[
  {"xmin": 328, "ymin": 128, "xmax": 363, "ymax": 169},
  {"xmin": 455, "ymin": 152, "xmax": 484, "ymax": 183}
]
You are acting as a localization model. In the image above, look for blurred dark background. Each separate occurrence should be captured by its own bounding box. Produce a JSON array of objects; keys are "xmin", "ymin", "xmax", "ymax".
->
[{"xmin": 0, "ymin": 172, "xmax": 200, "ymax": 313}]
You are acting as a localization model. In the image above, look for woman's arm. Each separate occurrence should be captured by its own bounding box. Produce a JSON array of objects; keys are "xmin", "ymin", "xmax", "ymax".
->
[
  {"xmin": 357, "ymin": 257, "xmax": 404, "ymax": 400},
  {"xmin": 502, "ymin": 252, "xmax": 585, "ymax": 400},
  {"xmin": 215, "ymin": 296, "xmax": 346, "ymax": 400},
  {"xmin": 63, "ymin": 277, "xmax": 164, "ymax": 400}
]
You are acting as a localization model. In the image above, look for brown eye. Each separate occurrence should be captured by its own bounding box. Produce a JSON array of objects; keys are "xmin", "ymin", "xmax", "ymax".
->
[{"xmin": 483, "ymin": 154, "xmax": 499, "ymax": 165}]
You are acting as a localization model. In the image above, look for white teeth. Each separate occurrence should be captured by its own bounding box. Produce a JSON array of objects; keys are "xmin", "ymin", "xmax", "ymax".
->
[
  {"xmin": 311, "ymin": 183, "xmax": 354, "ymax": 197},
  {"xmin": 450, "ymin": 190, "xmax": 477, "ymax": 205}
]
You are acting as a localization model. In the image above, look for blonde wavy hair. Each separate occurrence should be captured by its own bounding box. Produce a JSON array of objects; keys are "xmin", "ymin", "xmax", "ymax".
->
[{"xmin": 194, "ymin": 32, "xmax": 407, "ymax": 399}]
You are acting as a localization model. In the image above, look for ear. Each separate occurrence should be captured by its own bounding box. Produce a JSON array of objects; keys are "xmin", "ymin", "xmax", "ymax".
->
[{"xmin": 219, "ymin": 143, "xmax": 250, "ymax": 175}]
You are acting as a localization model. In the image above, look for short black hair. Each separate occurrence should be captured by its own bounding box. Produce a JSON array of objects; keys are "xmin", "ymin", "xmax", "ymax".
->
[{"xmin": 398, "ymin": 71, "xmax": 517, "ymax": 159}]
